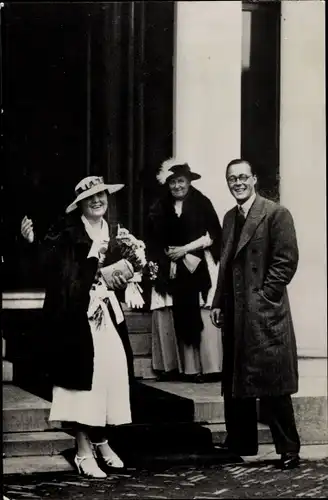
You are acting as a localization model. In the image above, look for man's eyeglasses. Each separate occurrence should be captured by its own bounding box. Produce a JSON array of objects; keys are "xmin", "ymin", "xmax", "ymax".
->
[{"xmin": 227, "ymin": 174, "xmax": 252, "ymax": 185}]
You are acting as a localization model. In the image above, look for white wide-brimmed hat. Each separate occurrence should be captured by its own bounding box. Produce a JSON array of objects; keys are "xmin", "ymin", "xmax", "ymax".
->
[{"xmin": 65, "ymin": 175, "xmax": 124, "ymax": 214}]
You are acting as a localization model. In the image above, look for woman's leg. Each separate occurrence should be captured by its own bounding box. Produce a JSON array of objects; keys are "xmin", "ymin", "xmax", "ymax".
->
[
  {"xmin": 74, "ymin": 424, "xmax": 107, "ymax": 478},
  {"xmin": 75, "ymin": 424, "xmax": 95, "ymax": 456},
  {"xmin": 88, "ymin": 426, "xmax": 124, "ymax": 468},
  {"xmin": 87, "ymin": 426, "xmax": 107, "ymax": 446}
]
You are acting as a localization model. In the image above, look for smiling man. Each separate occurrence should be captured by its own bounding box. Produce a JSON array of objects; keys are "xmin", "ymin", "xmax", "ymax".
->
[{"xmin": 210, "ymin": 159, "xmax": 301, "ymax": 470}]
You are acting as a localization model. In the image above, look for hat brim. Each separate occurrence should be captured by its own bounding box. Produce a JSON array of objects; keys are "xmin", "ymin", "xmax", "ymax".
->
[
  {"xmin": 166, "ymin": 172, "xmax": 201, "ymax": 183},
  {"xmin": 65, "ymin": 183, "xmax": 124, "ymax": 214}
]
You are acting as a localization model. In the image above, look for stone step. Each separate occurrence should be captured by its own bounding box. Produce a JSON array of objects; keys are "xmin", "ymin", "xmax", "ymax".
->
[
  {"xmin": 2, "ymin": 290, "xmax": 45, "ymax": 310},
  {"xmin": 129, "ymin": 332, "xmax": 152, "ymax": 356},
  {"xmin": 204, "ymin": 422, "xmax": 272, "ymax": 445},
  {"xmin": 142, "ymin": 359, "xmax": 328, "ymax": 445},
  {"xmin": 3, "ymin": 360, "xmax": 13, "ymax": 383},
  {"xmin": 292, "ymin": 395, "xmax": 328, "ymax": 445},
  {"xmin": 143, "ymin": 380, "xmax": 225, "ymax": 423},
  {"xmin": 4, "ymin": 335, "xmax": 153, "ymax": 389},
  {"xmin": 2, "ymin": 292, "xmax": 152, "ymax": 334},
  {"xmin": 2, "ymin": 385, "xmax": 60, "ymax": 433},
  {"xmin": 3, "ymin": 455, "xmax": 74, "ymax": 475},
  {"xmin": 125, "ymin": 311, "xmax": 152, "ymax": 333},
  {"xmin": 131, "ymin": 381, "xmax": 194, "ymax": 425},
  {"xmin": 133, "ymin": 355, "xmax": 156, "ymax": 380},
  {"xmin": 3, "ymin": 431, "xmax": 75, "ymax": 457}
]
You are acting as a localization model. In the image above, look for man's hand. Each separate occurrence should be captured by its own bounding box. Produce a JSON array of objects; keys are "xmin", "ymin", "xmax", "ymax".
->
[
  {"xmin": 165, "ymin": 246, "xmax": 187, "ymax": 262},
  {"xmin": 111, "ymin": 274, "xmax": 128, "ymax": 290},
  {"xmin": 210, "ymin": 308, "xmax": 224, "ymax": 328},
  {"xmin": 21, "ymin": 216, "xmax": 35, "ymax": 243}
]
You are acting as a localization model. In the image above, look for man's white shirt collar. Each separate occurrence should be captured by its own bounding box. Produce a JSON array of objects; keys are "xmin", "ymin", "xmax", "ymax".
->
[{"xmin": 238, "ymin": 193, "xmax": 256, "ymax": 218}]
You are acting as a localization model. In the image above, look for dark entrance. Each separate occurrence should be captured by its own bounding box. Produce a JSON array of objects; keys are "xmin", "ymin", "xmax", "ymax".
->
[
  {"xmin": 1, "ymin": 2, "xmax": 174, "ymax": 290},
  {"xmin": 241, "ymin": 1, "xmax": 281, "ymax": 201}
]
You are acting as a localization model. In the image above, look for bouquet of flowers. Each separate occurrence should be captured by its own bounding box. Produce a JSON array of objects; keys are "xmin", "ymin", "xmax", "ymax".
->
[
  {"xmin": 147, "ymin": 261, "xmax": 159, "ymax": 281},
  {"xmin": 115, "ymin": 225, "xmax": 147, "ymax": 308},
  {"xmin": 115, "ymin": 225, "xmax": 147, "ymax": 271}
]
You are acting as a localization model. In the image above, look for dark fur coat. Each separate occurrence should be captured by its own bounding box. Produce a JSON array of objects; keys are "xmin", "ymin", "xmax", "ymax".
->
[{"xmin": 33, "ymin": 212, "xmax": 134, "ymax": 391}]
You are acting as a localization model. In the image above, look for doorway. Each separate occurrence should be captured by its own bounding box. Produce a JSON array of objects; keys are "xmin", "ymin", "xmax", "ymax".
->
[
  {"xmin": 241, "ymin": 1, "xmax": 281, "ymax": 201},
  {"xmin": 1, "ymin": 2, "xmax": 174, "ymax": 290}
]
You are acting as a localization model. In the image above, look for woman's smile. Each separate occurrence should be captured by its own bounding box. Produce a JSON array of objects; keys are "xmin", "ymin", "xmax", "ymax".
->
[
  {"xmin": 81, "ymin": 191, "xmax": 109, "ymax": 221},
  {"xmin": 168, "ymin": 175, "xmax": 191, "ymax": 200}
]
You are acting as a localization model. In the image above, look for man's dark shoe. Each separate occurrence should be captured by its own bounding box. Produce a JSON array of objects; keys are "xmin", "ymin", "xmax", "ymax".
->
[{"xmin": 279, "ymin": 453, "xmax": 300, "ymax": 470}]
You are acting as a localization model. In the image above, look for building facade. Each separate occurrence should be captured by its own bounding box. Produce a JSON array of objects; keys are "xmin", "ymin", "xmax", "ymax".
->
[
  {"xmin": 174, "ymin": 0, "xmax": 326, "ymax": 358},
  {"xmin": 2, "ymin": 1, "xmax": 326, "ymax": 358}
]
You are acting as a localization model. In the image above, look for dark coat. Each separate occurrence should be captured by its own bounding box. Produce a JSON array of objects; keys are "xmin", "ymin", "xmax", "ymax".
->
[
  {"xmin": 147, "ymin": 186, "xmax": 222, "ymax": 345},
  {"xmin": 212, "ymin": 195, "xmax": 299, "ymax": 398},
  {"xmin": 147, "ymin": 186, "xmax": 222, "ymax": 298},
  {"xmin": 34, "ymin": 213, "xmax": 135, "ymax": 391}
]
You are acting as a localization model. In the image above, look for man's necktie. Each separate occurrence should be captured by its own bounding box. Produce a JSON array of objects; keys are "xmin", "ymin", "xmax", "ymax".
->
[{"xmin": 238, "ymin": 205, "xmax": 245, "ymax": 219}]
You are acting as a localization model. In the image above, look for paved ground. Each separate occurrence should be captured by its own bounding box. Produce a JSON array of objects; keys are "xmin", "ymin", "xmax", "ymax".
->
[{"xmin": 4, "ymin": 446, "xmax": 328, "ymax": 499}]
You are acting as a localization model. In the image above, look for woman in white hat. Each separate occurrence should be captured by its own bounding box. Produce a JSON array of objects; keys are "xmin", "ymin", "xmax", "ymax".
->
[{"xmin": 21, "ymin": 176, "xmax": 136, "ymax": 478}]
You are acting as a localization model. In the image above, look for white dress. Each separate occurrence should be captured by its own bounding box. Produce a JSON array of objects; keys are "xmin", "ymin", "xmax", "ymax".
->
[{"xmin": 49, "ymin": 217, "xmax": 132, "ymax": 427}]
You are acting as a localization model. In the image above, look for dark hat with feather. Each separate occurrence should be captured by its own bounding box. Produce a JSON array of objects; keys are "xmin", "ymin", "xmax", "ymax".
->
[{"xmin": 156, "ymin": 158, "xmax": 201, "ymax": 185}]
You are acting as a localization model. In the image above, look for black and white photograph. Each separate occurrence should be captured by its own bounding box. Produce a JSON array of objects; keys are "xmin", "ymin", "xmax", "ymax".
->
[{"xmin": 1, "ymin": 1, "xmax": 327, "ymax": 498}]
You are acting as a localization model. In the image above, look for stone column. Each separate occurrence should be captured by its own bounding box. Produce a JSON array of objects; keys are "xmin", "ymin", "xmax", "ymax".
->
[
  {"xmin": 174, "ymin": 1, "xmax": 242, "ymax": 222},
  {"xmin": 280, "ymin": 1, "xmax": 326, "ymax": 357}
]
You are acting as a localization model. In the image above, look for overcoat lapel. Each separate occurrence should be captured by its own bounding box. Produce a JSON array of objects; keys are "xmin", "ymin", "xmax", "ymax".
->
[
  {"xmin": 218, "ymin": 210, "xmax": 236, "ymax": 274},
  {"xmin": 234, "ymin": 195, "xmax": 266, "ymax": 258}
]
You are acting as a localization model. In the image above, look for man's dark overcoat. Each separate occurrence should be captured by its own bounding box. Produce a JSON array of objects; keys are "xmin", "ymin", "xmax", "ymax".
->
[{"xmin": 212, "ymin": 195, "xmax": 299, "ymax": 398}]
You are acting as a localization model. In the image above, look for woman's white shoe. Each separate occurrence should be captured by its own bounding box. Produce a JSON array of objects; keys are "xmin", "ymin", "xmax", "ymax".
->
[
  {"xmin": 93, "ymin": 440, "xmax": 124, "ymax": 468},
  {"xmin": 74, "ymin": 455, "xmax": 107, "ymax": 478}
]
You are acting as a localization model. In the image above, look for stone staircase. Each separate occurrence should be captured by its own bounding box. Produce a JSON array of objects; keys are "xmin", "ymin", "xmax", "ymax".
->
[
  {"xmin": 3, "ymin": 332, "xmax": 76, "ymax": 473},
  {"xmin": 125, "ymin": 311, "xmax": 155, "ymax": 380},
  {"xmin": 2, "ymin": 300, "xmax": 157, "ymax": 474},
  {"xmin": 2, "ymin": 292, "xmax": 328, "ymax": 474},
  {"xmin": 3, "ymin": 385, "xmax": 74, "ymax": 455},
  {"xmin": 2, "ymin": 292, "xmax": 156, "ymax": 383},
  {"xmin": 4, "ymin": 357, "xmax": 327, "ymax": 474},
  {"xmin": 143, "ymin": 357, "xmax": 328, "ymax": 447}
]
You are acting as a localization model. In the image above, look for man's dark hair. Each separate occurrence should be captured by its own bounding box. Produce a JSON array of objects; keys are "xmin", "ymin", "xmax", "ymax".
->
[{"xmin": 226, "ymin": 159, "xmax": 254, "ymax": 178}]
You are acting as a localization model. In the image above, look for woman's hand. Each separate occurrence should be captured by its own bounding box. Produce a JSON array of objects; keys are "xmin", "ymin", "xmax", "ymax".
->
[
  {"xmin": 165, "ymin": 246, "xmax": 187, "ymax": 262},
  {"xmin": 21, "ymin": 216, "xmax": 35, "ymax": 243},
  {"xmin": 111, "ymin": 274, "xmax": 128, "ymax": 290}
]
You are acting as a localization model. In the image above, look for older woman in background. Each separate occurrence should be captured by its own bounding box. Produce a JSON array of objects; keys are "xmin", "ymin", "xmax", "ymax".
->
[
  {"xmin": 21, "ymin": 176, "xmax": 136, "ymax": 478},
  {"xmin": 147, "ymin": 159, "xmax": 223, "ymax": 383}
]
